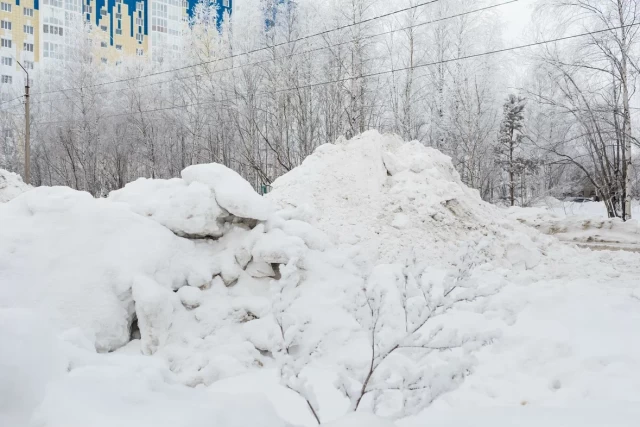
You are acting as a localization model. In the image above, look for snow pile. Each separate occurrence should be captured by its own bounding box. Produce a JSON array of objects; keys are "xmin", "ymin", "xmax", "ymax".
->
[
  {"xmin": 0, "ymin": 169, "xmax": 30, "ymax": 202},
  {"xmin": 269, "ymin": 131, "xmax": 549, "ymax": 270},
  {"xmin": 2, "ymin": 131, "xmax": 640, "ymax": 426},
  {"xmin": 0, "ymin": 308, "xmax": 292, "ymax": 427},
  {"xmin": 0, "ymin": 186, "xmax": 216, "ymax": 352},
  {"xmin": 108, "ymin": 177, "xmax": 227, "ymax": 238},
  {"xmin": 109, "ymin": 164, "xmax": 273, "ymax": 238},
  {"xmin": 508, "ymin": 206, "xmax": 640, "ymax": 250},
  {"xmin": 182, "ymin": 163, "xmax": 273, "ymax": 220}
]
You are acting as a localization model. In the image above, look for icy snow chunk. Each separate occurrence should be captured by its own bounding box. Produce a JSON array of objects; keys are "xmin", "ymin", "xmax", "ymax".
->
[
  {"xmin": 252, "ymin": 228, "xmax": 307, "ymax": 265},
  {"xmin": 132, "ymin": 276, "xmax": 175, "ymax": 355},
  {"xmin": 505, "ymin": 239, "xmax": 542, "ymax": 270},
  {"xmin": 235, "ymin": 244, "xmax": 253, "ymax": 269},
  {"xmin": 177, "ymin": 286, "xmax": 203, "ymax": 309},
  {"xmin": 109, "ymin": 177, "xmax": 226, "ymax": 238},
  {"xmin": 277, "ymin": 219, "xmax": 330, "ymax": 251},
  {"xmin": 182, "ymin": 163, "xmax": 272, "ymax": 221},
  {"xmin": 382, "ymin": 150, "xmax": 408, "ymax": 176},
  {"xmin": 0, "ymin": 169, "xmax": 30, "ymax": 203},
  {"xmin": 391, "ymin": 212, "xmax": 410, "ymax": 229},
  {"xmin": 242, "ymin": 316, "xmax": 278, "ymax": 352},
  {"xmin": 246, "ymin": 260, "xmax": 276, "ymax": 278}
]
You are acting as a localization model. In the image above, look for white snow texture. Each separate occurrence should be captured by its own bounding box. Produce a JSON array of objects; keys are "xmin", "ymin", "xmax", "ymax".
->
[{"xmin": 1, "ymin": 131, "xmax": 639, "ymax": 427}]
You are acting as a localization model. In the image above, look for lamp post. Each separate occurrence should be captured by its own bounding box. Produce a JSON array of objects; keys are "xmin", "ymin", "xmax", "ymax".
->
[{"xmin": 15, "ymin": 60, "xmax": 29, "ymax": 184}]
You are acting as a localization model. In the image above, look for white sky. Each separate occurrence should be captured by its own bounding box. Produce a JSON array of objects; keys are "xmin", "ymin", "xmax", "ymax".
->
[{"xmin": 499, "ymin": 0, "xmax": 536, "ymax": 42}]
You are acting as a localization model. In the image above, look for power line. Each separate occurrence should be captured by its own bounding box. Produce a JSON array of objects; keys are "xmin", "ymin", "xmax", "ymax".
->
[
  {"xmin": 27, "ymin": 0, "xmax": 517, "ymax": 105},
  {"xmin": 34, "ymin": 22, "xmax": 640, "ymax": 127},
  {"xmin": 31, "ymin": 0, "xmax": 444, "ymax": 96},
  {"xmin": 0, "ymin": 94, "xmax": 24, "ymax": 107}
]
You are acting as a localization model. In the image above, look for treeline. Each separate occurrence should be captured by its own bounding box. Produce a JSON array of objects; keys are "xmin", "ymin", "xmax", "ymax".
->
[{"xmin": 0, "ymin": 0, "xmax": 638, "ymax": 217}]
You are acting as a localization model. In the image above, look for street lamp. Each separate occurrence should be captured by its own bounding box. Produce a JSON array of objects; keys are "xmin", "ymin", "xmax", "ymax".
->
[{"xmin": 15, "ymin": 59, "xmax": 30, "ymax": 184}]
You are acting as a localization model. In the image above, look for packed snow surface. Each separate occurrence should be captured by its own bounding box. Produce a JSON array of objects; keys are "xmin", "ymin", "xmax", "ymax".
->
[
  {"xmin": 1, "ymin": 131, "xmax": 639, "ymax": 427},
  {"xmin": 508, "ymin": 203, "xmax": 640, "ymax": 250}
]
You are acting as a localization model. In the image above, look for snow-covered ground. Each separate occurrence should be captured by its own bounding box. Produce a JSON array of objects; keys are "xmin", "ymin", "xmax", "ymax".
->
[
  {"xmin": 508, "ymin": 199, "xmax": 640, "ymax": 250},
  {"xmin": 1, "ymin": 131, "xmax": 639, "ymax": 427}
]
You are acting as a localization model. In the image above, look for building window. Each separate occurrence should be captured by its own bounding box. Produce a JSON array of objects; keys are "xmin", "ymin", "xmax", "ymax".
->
[
  {"xmin": 115, "ymin": 44, "xmax": 122, "ymax": 50},
  {"xmin": 0, "ymin": 3, "xmax": 11, "ymax": 12},
  {"xmin": 24, "ymin": 7, "xmax": 34, "ymax": 17},
  {"xmin": 1, "ymin": 75, "xmax": 12, "ymax": 84},
  {"xmin": 44, "ymin": 42, "xmax": 63, "ymax": 59},
  {"xmin": 115, "ymin": 28, "xmax": 122, "ymax": 35},
  {"xmin": 116, "ymin": 13, "xmax": 121, "ymax": 19},
  {"xmin": 136, "ymin": 48, "xmax": 143, "ymax": 56},
  {"xmin": 100, "ymin": 8, "xmax": 106, "ymax": 16},
  {"xmin": 23, "ymin": 43, "xmax": 34, "ymax": 52},
  {"xmin": 101, "ymin": 57, "xmax": 107, "ymax": 64},
  {"xmin": 1, "ymin": 39, "xmax": 11, "ymax": 48},
  {"xmin": 223, "ymin": 0, "xmax": 229, "ymax": 7},
  {"xmin": 137, "ymin": 1, "xmax": 143, "ymax": 11},
  {"xmin": 44, "ymin": 25, "xmax": 64, "ymax": 36},
  {"xmin": 1, "ymin": 21, "xmax": 11, "ymax": 31},
  {"xmin": 24, "ymin": 25, "xmax": 34, "ymax": 35},
  {"xmin": 100, "ymin": 41, "xmax": 107, "ymax": 48},
  {"xmin": 100, "ymin": 25, "xmax": 107, "ymax": 32},
  {"xmin": 42, "ymin": 0, "xmax": 63, "ymax": 7},
  {"xmin": 83, "ymin": 5, "xmax": 92, "ymax": 14},
  {"xmin": 1, "ymin": 57, "xmax": 11, "ymax": 66},
  {"xmin": 136, "ymin": 33, "xmax": 143, "ymax": 42},
  {"xmin": 24, "ymin": 60, "xmax": 33, "ymax": 69}
]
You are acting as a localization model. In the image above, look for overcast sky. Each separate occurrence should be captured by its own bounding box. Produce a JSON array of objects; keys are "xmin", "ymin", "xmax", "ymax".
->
[{"xmin": 499, "ymin": 0, "xmax": 536, "ymax": 42}]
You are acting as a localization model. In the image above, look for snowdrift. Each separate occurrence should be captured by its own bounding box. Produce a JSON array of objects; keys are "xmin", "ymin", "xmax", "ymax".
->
[
  {"xmin": 0, "ymin": 168, "xmax": 30, "ymax": 203},
  {"xmin": 1, "ymin": 131, "xmax": 640, "ymax": 427}
]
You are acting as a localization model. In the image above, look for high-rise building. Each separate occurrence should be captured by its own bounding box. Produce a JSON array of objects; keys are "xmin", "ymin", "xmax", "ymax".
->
[{"xmin": 0, "ymin": 0, "xmax": 232, "ymax": 88}]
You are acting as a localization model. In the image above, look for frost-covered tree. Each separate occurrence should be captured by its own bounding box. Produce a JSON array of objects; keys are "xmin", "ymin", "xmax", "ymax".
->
[{"xmin": 496, "ymin": 95, "xmax": 526, "ymax": 206}]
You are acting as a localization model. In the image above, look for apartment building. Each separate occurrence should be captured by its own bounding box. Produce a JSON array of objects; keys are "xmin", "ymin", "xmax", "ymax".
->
[{"xmin": 0, "ymin": 0, "xmax": 232, "ymax": 88}]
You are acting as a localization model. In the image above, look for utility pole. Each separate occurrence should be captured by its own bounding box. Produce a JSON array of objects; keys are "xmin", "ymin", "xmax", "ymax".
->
[{"xmin": 16, "ymin": 60, "xmax": 29, "ymax": 183}]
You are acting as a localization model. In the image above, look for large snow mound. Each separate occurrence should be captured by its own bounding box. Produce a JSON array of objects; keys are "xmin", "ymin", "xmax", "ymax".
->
[
  {"xmin": 269, "ymin": 131, "xmax": 550, "ymax": 269},
  {"xmin": 0, "ymin": 168, "xmax": 30, "ymax": 203}
]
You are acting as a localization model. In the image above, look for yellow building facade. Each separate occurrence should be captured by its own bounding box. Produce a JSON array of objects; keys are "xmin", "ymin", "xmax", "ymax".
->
[
  {"xmin": 0, "ymin": 0, "xmax": 39, "ymax": 85},
  {"xmin": 0, "ymin": 0, "xmax": 231, "ymax": 87}
]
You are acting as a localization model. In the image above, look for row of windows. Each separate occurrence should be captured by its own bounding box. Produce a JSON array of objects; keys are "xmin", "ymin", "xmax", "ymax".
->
[
  {"xmin": 1, "ymin": 57, "xmax": 33, "ymax": 68},
  {"xmin": 0, "ymin": 21, "xmax": 35, "ymax": 35},
  {"xmin": 44, "ymin": 24, "xmax": 64, "ymax": 36},
  {"xmin": 42, "ymin": 0, "xmax": 64, "ymax": 8},
  {"xmin": 0, "ymin": 39, "xmax": 34, "ymax": 52}
]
